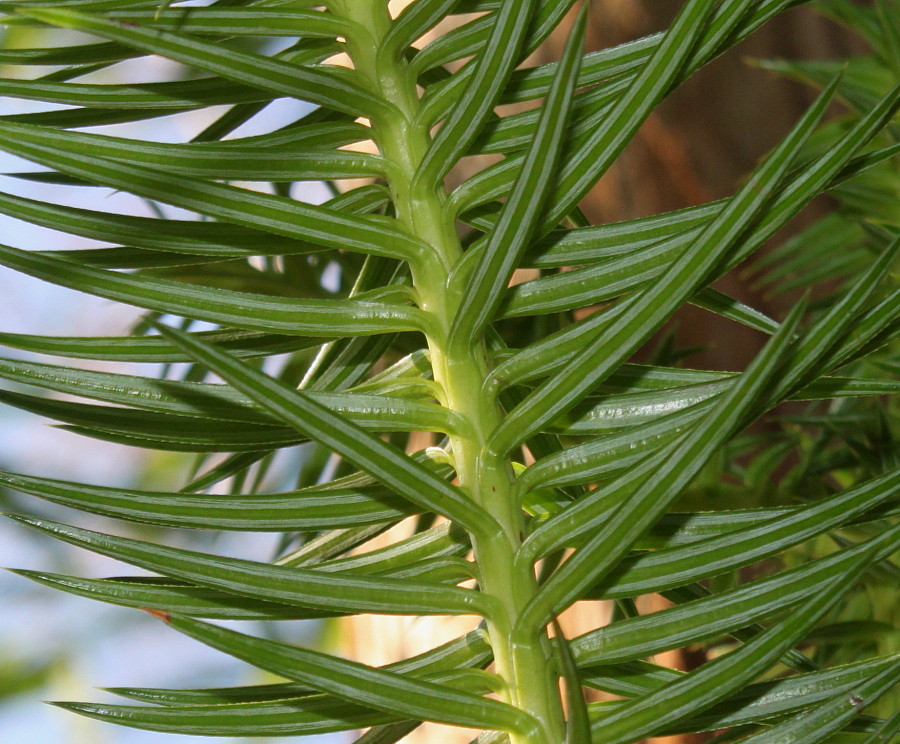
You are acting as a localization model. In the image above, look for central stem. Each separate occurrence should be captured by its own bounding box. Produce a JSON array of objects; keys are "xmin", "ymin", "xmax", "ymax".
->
[{"xmin": 330, "ymin": 4, "xmax": 565, "ymax": 743}]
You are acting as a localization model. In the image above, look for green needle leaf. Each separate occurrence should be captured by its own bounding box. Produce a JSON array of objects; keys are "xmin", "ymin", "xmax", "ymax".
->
[
  {"xmin": 587, "ymin": 550, "xmax": 874, "ymax": 744},
  {"xmin": 6, "ymin": 514, "xmax": 488, "ymax": 617},
  {"xmin": 572, "ymin": 526, "xmax": 900, "ymax": 666},
  {"xmin": 11, "ymin": 572, "xmax": 322, "ymax": 621},
  {"xmin": 517, "ymin": 298, "xmax": 807, "ymax": 629},
  {"xmin": 415, "ymin": 0, "xmax": 538, "ymax": 187},
  {"xmin": 155, "ymin": 614, "xmax": 539, "ymax": 735},
  {"xmin": 0, "ymin": 243, "xmax": 426, "ymax": 337},
  {"xmin": 447, "ymin": 3, "xmax": 586, "ymax": 350},
  {"xmin": 490, "ymin": 73, "xmax": 839, "ymax": 454},
  {"xmin": 553, "ymin": 620, "xmax": 591, "ymax": 744},
  {"xmin": 732, "ymin": 663, "xmax": 900, "ymax": 744},
  {"xmin": 0, "ymin": 136, "xmax": 426, "ymax": 262},
  {"xmin": 0, "ymin": 328, "xmax": 320, "ymax": 363},
  {"xmin": 0, "ymin": 470, "xmax": 416, "ymax": 531},
  {"xmin": 152, "ymin": 323, "xmax": 502, "ymax": 539},
  {"xmin": 15, "ymin": 7, "xmax": 391, "ymax": 120}
]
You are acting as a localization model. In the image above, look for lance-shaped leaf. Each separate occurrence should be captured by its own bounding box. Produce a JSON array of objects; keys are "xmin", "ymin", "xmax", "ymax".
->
[
  {"xmin": 11, "ymin": 573, "xmax": 326, "ymax": 621},
  {"xmin": 517, "ymin": 300, "xmax": 805, "ymax": 626},
  {"xmin": 0, "ymin": 357, "xmax": 461, "ymax": 433},
  {"xmin": 0, "ymin": 76, "xmax": 270, "ymax": 110},
  {"xmin": 32, "ymin": 248, "xmax": 227, "ymax": 271},
  {"xmin": 585, "ymin": 552, "xmax": 871, "ymax": 744},
  {"xmin": 554, "ymin": 374, "xmax": 900, "ymax": 436},
  {"xmin": 732, "ymin": 664, "xmax": 900, "ymax": 744},
  {"xmin": 496, "ymin": 32, "xmax": 658, "ymax": 105},
  {"xmin": 525, "ymin": 201, "xmax": 719, "ymax": 268},
  {"xmin": 74, "ymin": 8, "xmax": 350, "ymax": 37},
  {"xmin": 380, "ymin": 0, "xmax": 462, "ymax": 59},
  {"xmin": 6, "ymin": 515, "xmax": 489, "ymax": 616},
  {"xmin": 0, "ymin": 184, "xmax": 385, "ymax": 260},
  {"xmin": 0, "ymin": 328, "xmax": 320, "ymax": 363},
  {"xmin": 536, "ymin": 0, "xmax": 725, "ymax": 229},
  {"xmin": 0, "ymin": 127, "xmax": 427, "ymax": 262},
  {"xmin": 53, "ymin": 695, "xmax": 400, "ymax": 737},
  {"xmin": 447, "ymin": 4, "xmax": 585, "ymax": 350},
  {"xmin": 0, "ymin": 244, "xmax": 425, "ymax": 337},
  {"xmin": 638, "ymin": 507, "xmax": 797, "ymax": 550},
  {"xmin": 0, "ymin": 470, "xmax": 417, "ymax": 531},
  {"xmin": 0, "ymin": 121, "xmax": 385, "ymax": 181},
  {"xmin": 553, "ymin": 620, "xmax": 591, "ymax": 744},
  {"xmin": 414, "ymin": 0, "xmax": 538, "ymax": 188},
  {"xmin": 587, "ymin": 469, "xmax": 900, "ymax": 599},
  {"xmin": 140, "ymin": 614, "xmax": 539, "ymax": 735},
  {"xmin": 274, "ymin": 522, "xmax": 401, "ymax": 569},
  {"xmin": 109, "ymin": 627, "xmax": 493, "ymax": 705},
  {"xmin": 572, "ymin": 526, "xmax": 900, "ymax": 666},
  {"xmin": 489, "ymin": 74, "xmax": 837, "ymax": 454},
  {"xmin": 0, "ymin": 40, "xmax": 137, "ymax": 66},
  {"xmin": 0, "ymin": 389, "xmax": 311, "ymax": 452},
  {"xmin": 639, "ymin": 500, "xmax": 896, "ymax": 550},
  {"xmin": 664, "ymin": 656, "xmax": 900, "ymax": 736},
  {"xmin": 153, "ymin": 323, "xmax": 501, "ymax": 538},
  {"xmin": 50, "ymin": 666, "xmax": 499, "ymax": 737},
  {"xmin": 322, "ymin": 524, "xmax": 470, "ymax": 575},
  {"xmin": 581, "ymin": 661, "xmax": 683, "ymax": 698},
  {"xmin": 522, "ymin": 401, "xmax": 707, "ymax": 490},
  {"xmin": 15, "ymin": 8, "xmax": 392, "ymax": 120}
]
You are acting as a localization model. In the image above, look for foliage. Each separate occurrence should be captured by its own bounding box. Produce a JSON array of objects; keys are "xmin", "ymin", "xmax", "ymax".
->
[{"xmin": 0, "ymin": 1, "xmax": 897, "ymax": 743}]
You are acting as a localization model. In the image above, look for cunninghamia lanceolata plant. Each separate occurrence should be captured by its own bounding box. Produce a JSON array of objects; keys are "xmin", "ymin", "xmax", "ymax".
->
[{"xmin": 0, "ymin": 0, "xmax": 898, "ymax": 742}]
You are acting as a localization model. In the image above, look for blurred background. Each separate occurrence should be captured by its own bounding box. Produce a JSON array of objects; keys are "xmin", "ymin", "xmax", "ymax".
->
[{"xmin": 0, "ymin": 1, "xmax": 893, "ymax": 743}]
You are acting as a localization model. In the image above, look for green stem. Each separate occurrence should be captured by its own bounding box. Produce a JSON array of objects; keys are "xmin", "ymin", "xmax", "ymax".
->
[{"xmin": 329, "ymin": 3, "xmax": 566, "ymax": 743}]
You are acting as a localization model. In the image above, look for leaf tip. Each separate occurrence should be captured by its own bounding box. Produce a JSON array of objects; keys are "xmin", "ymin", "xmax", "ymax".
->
[
  {"xmin": 142, "ymin": 608, "xmax": 171, "ymax": 624},
  {"xmin": 4, "ymin": 512, "xmax": 43, "ymax": 529},
  {"xmin": 46, "ymin": 700, "xmax": 84, "ymax": 712}
]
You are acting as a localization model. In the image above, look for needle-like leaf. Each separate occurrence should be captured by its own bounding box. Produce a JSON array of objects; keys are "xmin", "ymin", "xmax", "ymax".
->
[
  {"xmin": 0, "ymin": 3, "xmax": 894, "ymax": 742},
  {"xmin": 7, "ymin": 514, "xmax": 489, "ymax": 616},
  {"xmin": 415, "ymin": 0, "xmax": 538, "ymax": 187},
  {"xmin": 15, "ymin": 7, "xmax": 391, "ymax": 120},
  {"xmin": 150, "ymin": 614, "xmax": 539, "ymax": 735},
  {"xmin": 153, "ymin": 323, "xmax": 501, "ymax": 539},
  {"xmin": 448, "ymin": 4, "xmax": 586, "ymax": 349},
  {"xmin": 517, "ymin": 298, "xmax": 807, "ymax": 629},
  {"xmin": 0, "ymin": 243, "xmax": 427, "ymax": 337},
  {"xmin": 490, "ymin": 74, "xmax": 838, "ymax": 453},
  {"xmin": 586, "ymin": 551, "xmax": 873, "ymax": 744}
]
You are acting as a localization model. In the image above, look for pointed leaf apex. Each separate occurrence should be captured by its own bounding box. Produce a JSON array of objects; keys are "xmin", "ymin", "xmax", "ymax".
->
[
  {"xmin": 4, "ymin": 512, "xmax": 46, "ymax": 529},
  {"xmin": 143, "ymin": 608, "xmax": 172, "ymax": 623}
]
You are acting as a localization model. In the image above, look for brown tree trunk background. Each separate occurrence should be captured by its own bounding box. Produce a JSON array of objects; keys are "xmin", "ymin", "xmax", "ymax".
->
[{"xmin": 347, "ymin": 3, "xmax": 866, "ymax": 742}]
